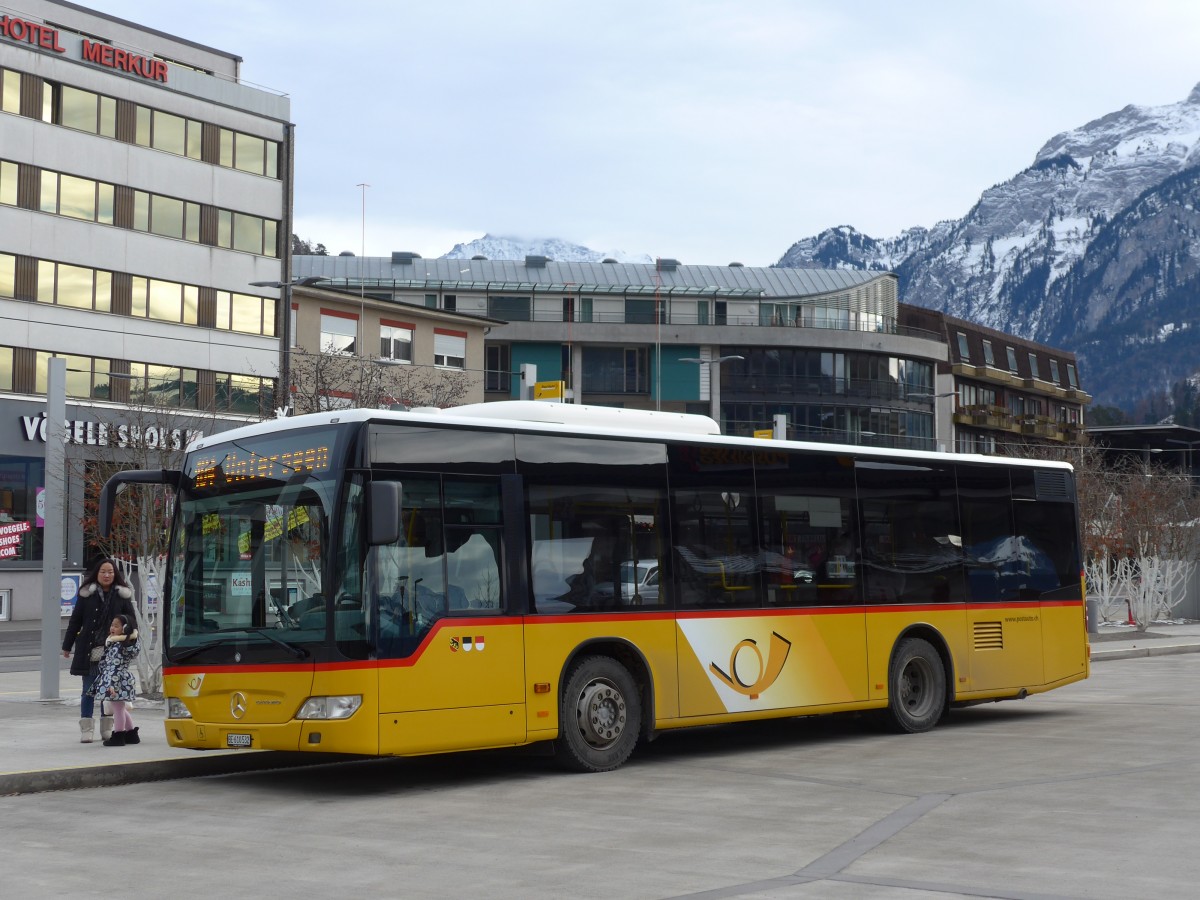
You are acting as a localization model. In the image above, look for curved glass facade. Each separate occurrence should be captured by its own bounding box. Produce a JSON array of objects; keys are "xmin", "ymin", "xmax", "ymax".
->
[{"xmin": 719, "ymin": 347, "xmax": 936, "ymax": 449}]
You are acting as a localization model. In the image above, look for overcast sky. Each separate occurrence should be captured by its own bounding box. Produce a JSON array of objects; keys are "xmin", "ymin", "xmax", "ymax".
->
[{"xmin": 83, "ymin": 0, "xmax": 1200, "ymax": 265}]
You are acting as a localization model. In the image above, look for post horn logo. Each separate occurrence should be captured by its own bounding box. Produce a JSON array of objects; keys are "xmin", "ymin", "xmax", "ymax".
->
[{"xmin": 709, "ymin": 631, "xmax": 792, "ymax": 699}]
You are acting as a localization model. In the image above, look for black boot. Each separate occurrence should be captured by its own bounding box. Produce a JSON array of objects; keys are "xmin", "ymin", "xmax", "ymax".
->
[
  {"xmin": 102, "ymin": 730, "xmax": 126, "ymax": 747},
  {"xmin": 124, "ymin": 727, "xmax": 140, "ymax": 745}
]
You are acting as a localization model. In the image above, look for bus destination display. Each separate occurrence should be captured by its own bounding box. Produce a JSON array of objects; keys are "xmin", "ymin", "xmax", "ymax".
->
[{"xmin": 192, "ymin": 442, "xmax": 332, "ymax": 488}]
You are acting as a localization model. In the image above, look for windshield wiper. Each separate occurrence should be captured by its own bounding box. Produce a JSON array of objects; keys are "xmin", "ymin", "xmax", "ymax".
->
[
  {"xmin": 170, "ymin": 629, "xmax": 309, "ymax": 663},
  {"xmin": 245, "ymin": 627, "xmax": 309, "ymax": 659}
]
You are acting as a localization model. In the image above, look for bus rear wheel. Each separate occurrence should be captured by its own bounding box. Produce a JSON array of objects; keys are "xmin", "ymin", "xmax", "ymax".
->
[
  {"xmin": 555, "ymin": 656, "xmax": 642, "ymax": 772},
  {"xmin": 885, "ymin": 637, "xmax": 945, "ymax": 733}
]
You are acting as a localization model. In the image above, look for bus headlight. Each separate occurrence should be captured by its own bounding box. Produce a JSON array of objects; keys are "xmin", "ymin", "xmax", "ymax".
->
[
  {"xmin": 166, "ymin": 698, "xmax": 192, "ymax": 719},
  {"xmin": 297, "ymin": 695, "xmax": 362, "ymax": 720}
]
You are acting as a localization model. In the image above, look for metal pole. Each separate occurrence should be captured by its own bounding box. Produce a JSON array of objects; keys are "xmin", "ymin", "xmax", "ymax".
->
[
  {"xmin": 40, "ymin": 358, "xmax": 66, "ymax": 700},
  {"xmin": 279, "ymin": 122, "xmax": 295, "ymax": 414},
  {"xmin": 280, "ymin": 279, "xmax": 292, "ymax": 414}
]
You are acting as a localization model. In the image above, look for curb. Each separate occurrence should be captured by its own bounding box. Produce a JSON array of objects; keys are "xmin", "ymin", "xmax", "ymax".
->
[
  {"xmin": 0, "ymin": 751, "xmax": 357, "ymax": 797},
  {"xmin": 1090, "ymin": 642, "xmax": 1200, "ymax": 662}
]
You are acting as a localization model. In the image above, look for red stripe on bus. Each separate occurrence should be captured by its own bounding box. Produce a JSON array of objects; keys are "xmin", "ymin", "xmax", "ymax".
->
[{"xmin": 164, "ymin": 598, "xmax": 1083, "ymax": 676}]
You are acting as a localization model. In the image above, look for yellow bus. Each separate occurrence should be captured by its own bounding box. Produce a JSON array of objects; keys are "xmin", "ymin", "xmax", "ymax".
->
[{"xmin": 102, "ymin": 401, "xmax": 1089, "ymax": 772}]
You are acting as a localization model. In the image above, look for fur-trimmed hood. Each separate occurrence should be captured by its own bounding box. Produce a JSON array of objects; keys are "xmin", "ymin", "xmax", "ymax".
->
[{"xmin": 78, "ymin": 583, "xmax": 133, "ymax": 600}]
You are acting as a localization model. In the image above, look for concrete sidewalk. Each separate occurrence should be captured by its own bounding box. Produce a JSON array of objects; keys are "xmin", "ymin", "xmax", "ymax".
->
[
  {"xmin": 0, "ymin": 669, "xmax": 327, "ymax": 795},
  {"xmin": 1, "ymin": 622, "xmax": 1197, "ymax": 796}
]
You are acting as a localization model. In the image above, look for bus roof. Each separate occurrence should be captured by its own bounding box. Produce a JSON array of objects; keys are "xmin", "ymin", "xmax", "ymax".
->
[{"xmin": 188, "ymin": 404, "xmax": 1072, "ymax": 471}]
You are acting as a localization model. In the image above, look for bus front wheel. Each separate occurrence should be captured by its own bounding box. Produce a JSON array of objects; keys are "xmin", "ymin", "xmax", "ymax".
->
[
  {"xmin": 556, "ymin": 656, "xmax": 642, "ymax": 772},
  {"xmin": 885, "ymin": 637, "xmax": 945, "ymax": 733}
]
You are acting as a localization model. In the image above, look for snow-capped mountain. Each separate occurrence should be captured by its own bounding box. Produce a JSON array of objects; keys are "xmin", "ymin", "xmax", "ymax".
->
[
  {"xmin": 441, "ymin": 233, "xmax": 653, "ymax": 264},
  {"xmin": 776, "ymin": 83, "xmax": 1200, "ymax": 410}
]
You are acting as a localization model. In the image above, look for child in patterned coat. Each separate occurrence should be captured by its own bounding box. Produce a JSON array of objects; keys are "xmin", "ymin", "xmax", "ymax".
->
[{"xmin": 90, "ymin": 614, "xmax": 140, "ymax": 747}]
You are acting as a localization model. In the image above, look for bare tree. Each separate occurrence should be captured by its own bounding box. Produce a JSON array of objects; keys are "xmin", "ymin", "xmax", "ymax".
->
[
  {"xmin": 75, "ymin": 403, "xmax": 234, "ymax": 698},
  {"xmin": 1000, "ymin": 441, "xmax": 1200, "ymax": 629},
  {"xmin": 1108, "ymin": 458, "xmax": 1200, "ymax": 628},
  {"xmin": 288, "ymin": 348, "xmax": 476, "ymax": 414}
]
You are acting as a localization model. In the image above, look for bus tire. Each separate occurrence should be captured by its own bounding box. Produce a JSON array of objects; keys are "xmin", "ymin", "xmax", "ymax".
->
[
  {"xmin": 885, "ymin": 637, "xmax": 945, "ymax": 734},
  {"xmin": 555, "ymin": 655, "xmax": 642, "ymax": 773}
]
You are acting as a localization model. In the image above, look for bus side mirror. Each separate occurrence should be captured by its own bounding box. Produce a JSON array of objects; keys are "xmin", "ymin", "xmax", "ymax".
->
[{"xmin": 368, "ymin": 481, "xmax": 402, "ymax": 546}]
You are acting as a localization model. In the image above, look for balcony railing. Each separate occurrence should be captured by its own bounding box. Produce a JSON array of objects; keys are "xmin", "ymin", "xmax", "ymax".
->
[
  {"xmin": 489, "ymin": 307, "xmax": 941, "ymax": 341},
  {"xmin": 724, "ymin": 375, "xmax": 943, "ymax": 404}
]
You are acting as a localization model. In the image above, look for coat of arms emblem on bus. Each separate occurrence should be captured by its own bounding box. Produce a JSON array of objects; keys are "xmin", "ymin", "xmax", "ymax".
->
[{"xmin": 709, "ymin": 632, "xmax": 792, "ymax": 699}]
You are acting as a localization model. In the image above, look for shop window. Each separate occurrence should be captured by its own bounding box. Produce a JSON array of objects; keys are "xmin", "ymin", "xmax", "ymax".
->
[{"xmin": 0, "ymin": 456, "xmax": 46, "ymax": 562}]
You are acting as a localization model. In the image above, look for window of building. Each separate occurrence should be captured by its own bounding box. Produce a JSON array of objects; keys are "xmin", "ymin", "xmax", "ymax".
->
[
  {"xmin": 215, "ymin": 372, "xmax": 272, "ymax": 414},
  {"xmin": 0, "ymin": 160, "xmax": 15, "ymax": 206},
  {"xmin": 582, "ymin": 346, "xmax": 649, "ymax": 393},
  {"xmin": 1028, "ymin": 353, "xmax": 1040, "ymax": 380},
  {"xmin": 489, "ymin": 295, "xmax": 531, "ymax": 321},
  {"xmin": 1006, "ymin": 346, "xmax": 1018, "ymax": 372},
  {"xmin": 1, "ymin": 69, "xmax": 20, "ymax": 114},
  {"xmin": 434, "ymin": 329, "xmax": 466, "ymax": 368},
  {"xmin": 956, "ymin": 332, "xmax": 970, "ymax": 361},
  {"xmin": 170, "ymin": 114, "xmax": 203, "ymax": 159},
  {"xmin": 321, "ymin": 311, "xmax": 358, "ymax": 355},
  {"xmin": 0, "ymin": 253, "xmax": 16, "ymax": 299},
  {"xmin": 380, "ymin": 321, "xmax": 413, "ymax": 363},
  {"xmin": 424, "ymin": 293, "xmax": 437, "ymax": 309},
  {"xmin": 1067, "ymin": 364, "xmax": 1078, "ymax": 389},
  {"xmin": 1049, "ymin": 359, "xmax": 1061, "ymax": 383},
  {"xmin": 57, "ymin": 84, "xmax": 117, "ymax": 139},
  {"xmin": 35, "ymin": 260, "xmax": 111, "ymax": 312},
  {"xmin": 982, "ymin": 340, "xmax": 995, "ymax": 367},
  {"xmin": 213, "ymin": 290, "xmax": 273, "ymax": 335},
  {"xmin": 486, "ymin": 344, "xmax": 511, "ymax": 392},
  {"xmin": 444, "ymin": 294, "xmax": 457, "ymax": 312}
]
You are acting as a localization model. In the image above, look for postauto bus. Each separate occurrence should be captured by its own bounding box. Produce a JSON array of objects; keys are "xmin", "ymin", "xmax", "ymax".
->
[{"xmin": 100, "ymin": 402, "xmax": 1089, "ymax": 772}]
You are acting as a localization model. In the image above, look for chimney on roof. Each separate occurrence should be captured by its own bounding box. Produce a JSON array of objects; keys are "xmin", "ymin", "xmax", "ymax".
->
[
  {"xmin": 471, "ymin": 255, "xmax": 487, "ymax": 260},
  {"xmin": 525, "ymin": 255, "xmax": 549, "ymax": 268},
  {"xmin": 391, "ymin": 251, "xmax": 422, "ymax": 265},
  {"xmin": 601, "ymin": 258, "xmax": 617, "ymax": 264},
  {"xmin": 728, "ymin": 261, "xmax": 744, "ymax": 267},
  {"xmin": 656, "ymin": 258, "xmax": 679, "ymax": 272}
]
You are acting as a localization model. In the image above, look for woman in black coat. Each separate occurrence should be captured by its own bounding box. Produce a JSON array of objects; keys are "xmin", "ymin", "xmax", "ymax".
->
[{"xmin": 61, "ymin": 558, "xmax": 137, "ymax": 743}]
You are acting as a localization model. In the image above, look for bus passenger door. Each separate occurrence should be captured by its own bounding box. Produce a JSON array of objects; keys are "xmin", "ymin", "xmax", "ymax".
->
[{"xmin": 374, "ymin": 476, "xmax": 526, "ymax": 755}]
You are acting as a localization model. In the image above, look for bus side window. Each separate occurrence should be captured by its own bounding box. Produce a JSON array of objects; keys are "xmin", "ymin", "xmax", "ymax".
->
[{"xmin": 443, "ymin": 480, "xmax": 503, "ymax": 611}]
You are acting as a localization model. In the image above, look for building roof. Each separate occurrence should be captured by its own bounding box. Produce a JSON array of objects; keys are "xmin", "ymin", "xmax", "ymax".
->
[{"xmin": 293, "ymin": 255, "xmax": 887, "ymax": 300}]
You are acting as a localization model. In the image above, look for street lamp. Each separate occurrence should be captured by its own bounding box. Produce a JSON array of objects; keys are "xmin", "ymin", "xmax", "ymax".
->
[
  {"xmin": 249, "ymin": 276, "xmax": 326, "ymax": 414},
  {"xmin": 679, "ymin": 355, "xmax": 744, "ymax": 428}
]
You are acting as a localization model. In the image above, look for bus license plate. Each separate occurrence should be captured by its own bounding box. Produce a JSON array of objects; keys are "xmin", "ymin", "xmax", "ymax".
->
[{"xmin": 226, "ymin": 733, "xmax": 252, "ymax": 748}]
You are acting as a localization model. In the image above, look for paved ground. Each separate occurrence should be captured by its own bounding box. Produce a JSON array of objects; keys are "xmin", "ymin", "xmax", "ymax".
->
[
  {"xmin": 6, "ymin": 634, "xmax": 1200, "ymax": 900},
  {"xmin": 1, "ymin": 620, "xmax": 1197, "ymax": 795}
]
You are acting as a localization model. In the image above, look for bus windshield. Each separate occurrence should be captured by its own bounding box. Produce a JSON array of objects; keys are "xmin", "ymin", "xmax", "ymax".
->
[{"xmin": 166, "ymin": 426, "xmax": 343, "ymax": 663}]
